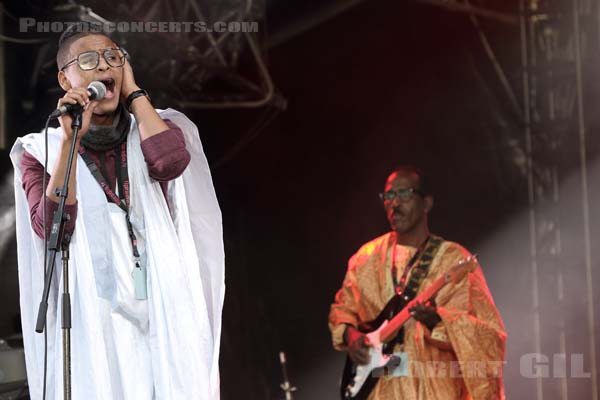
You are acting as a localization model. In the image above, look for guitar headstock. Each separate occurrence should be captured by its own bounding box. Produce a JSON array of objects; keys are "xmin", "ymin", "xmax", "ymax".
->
[{"xmin": 444, "ymin": 255, "xmax": 478, "ymax": 283}]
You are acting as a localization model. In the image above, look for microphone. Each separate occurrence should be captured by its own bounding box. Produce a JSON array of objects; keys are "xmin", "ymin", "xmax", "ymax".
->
[{"xmin": 50, "ymin": 81, "xmax": 106, "ymax": 118}]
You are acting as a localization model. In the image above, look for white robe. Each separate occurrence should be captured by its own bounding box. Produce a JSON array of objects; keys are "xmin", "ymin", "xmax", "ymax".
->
[{"xmin": 10, "ymin": 108, "xmax": 225, "ymax": 400}]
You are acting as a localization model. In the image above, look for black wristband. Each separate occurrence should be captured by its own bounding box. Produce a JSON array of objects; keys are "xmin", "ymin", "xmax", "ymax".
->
[{"xmin": 126, "ymin": 89, "xmax": 150, "ymax": 112}]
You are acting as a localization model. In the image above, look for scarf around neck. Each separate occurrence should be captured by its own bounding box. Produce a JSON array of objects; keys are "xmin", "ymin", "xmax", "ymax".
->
[{"xmin": 81, "ymin": 103, "xmax": 131, "ymax": 151}]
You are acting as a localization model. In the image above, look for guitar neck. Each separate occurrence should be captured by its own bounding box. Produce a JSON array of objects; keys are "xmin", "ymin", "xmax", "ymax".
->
[{"xmin": 379, "ymin": 275, "xmax": 447, "ymax": 343}]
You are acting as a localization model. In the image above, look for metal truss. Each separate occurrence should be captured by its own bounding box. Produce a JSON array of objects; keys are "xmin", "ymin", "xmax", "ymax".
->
[
  {"xmin": 24, "ymin": 0, "xmax": 285, "ymax": 110},
  {"xmin": 418, "ymin": 1, "xmax": 598, "ymax": 398},
  {"xmin": 520, "ymin": 0, "xmax": 598, "ymax": 399}
]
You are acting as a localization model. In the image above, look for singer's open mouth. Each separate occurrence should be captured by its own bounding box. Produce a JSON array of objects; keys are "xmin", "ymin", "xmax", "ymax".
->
[{"xmin": 100, "ymin": 78, "xmax": 115, "ymax": 93}]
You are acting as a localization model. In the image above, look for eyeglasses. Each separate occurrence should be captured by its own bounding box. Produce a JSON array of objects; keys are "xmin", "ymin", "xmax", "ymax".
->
[
  {"xmin": 60, "ymin": 48, "xmax": 126, "ymax": 71},
  {"xmin": 379, "ymin": 188, "xmax": 424, "ymax": 202}
]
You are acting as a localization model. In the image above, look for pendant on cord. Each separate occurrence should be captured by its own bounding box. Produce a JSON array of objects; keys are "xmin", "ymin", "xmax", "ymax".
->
[{"xmin": 133, "ymin": 262, "xmax": 148, "ymax": 300}]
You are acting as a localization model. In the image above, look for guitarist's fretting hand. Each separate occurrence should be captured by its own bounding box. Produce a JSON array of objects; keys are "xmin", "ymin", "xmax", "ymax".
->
[
  {"xmin": 344, "ymin": 326, "xmax": 372, "ymax": 365},
  {"xmin": 409, "ymin": 299, "xmax": 442, "ymax": 331}
]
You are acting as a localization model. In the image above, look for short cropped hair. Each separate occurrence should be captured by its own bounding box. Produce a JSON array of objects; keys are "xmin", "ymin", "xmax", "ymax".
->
[
  {"xmin": 56, "ymin": 25, "xmax": 114, "ymax": 70},
  {"xmin": 388, "ymin": 165, "xmax": 431, "ymax": 196}
]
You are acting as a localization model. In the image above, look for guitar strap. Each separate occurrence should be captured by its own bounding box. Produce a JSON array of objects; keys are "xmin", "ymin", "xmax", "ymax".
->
[
  {"xmin": 383, "ymin": 235, "xmax": 443, "ymax": 352},
  {"xmin": 399, "ymin": 234, "xmax": 444, "ymax": 302}
]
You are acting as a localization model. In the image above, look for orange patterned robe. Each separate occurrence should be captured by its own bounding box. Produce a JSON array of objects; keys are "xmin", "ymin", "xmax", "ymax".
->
[{"xmin": 329, "ymin": 232, "xmax": 506, "ymax": 400}]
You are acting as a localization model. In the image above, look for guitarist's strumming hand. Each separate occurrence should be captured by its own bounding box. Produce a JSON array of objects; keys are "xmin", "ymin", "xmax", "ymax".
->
[
  {"xmin": 409, "ymin": 299, "xmax": 442, "ymax": 331},
  {"xmin": 344, "ymin": 326, "xmax": 372, "ymax": 365}
]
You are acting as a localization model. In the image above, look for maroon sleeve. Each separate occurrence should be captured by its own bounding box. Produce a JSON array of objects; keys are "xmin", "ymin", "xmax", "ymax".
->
[
  {"xmin": 140, "ymin": 119, "xmax": 191, "ymax": 182},
  {"xmin": 20, "ymin": 151, "xmax": 78, "ymax": 240}
]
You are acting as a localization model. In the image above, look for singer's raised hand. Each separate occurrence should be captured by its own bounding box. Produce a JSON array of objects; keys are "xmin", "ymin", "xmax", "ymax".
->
[
  {"xmin": 56, "ymin": 87, "xmax": 99, "ymax": 142},
  {"xmin": 120, "ymin": 58, "xmax": 141, "ymax": 99},
  {"xmin": 45, "ymin": 88, "xmax": 97, "ymax": 205},
  {"xmin": 120, "ymin": 57, "xmax": 169, "ymax": 140}
]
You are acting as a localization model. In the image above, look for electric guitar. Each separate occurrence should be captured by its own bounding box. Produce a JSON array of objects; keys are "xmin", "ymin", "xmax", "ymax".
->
[{"xmin": 339, "ymin": 256, "xmax": 478, "ymax": 400}]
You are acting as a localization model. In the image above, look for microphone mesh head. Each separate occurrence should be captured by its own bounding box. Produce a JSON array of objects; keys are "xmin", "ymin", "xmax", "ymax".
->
[{"xmin": 88, "ymin": 81, "xmax": 107, "ymax": 100}]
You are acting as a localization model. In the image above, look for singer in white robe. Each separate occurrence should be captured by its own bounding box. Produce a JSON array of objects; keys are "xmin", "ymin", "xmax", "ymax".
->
[{"xmin": 11, "ymin": 108, "xmax": 225, "ymax": 400}]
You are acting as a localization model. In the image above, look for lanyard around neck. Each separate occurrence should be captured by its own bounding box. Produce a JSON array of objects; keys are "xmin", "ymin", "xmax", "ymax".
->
[
  {"xmin": 79, "ymin": 142, "xmax": 140, "ymax": 260},
  {"xmin": 79, "ymin": 142, "xmax": 128, "ymax": 209}
]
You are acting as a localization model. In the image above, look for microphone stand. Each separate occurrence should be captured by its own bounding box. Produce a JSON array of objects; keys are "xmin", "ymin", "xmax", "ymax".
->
[
  {"xmin": 279, "ymin": 352, "xmax": 297, "ymax": 400},
  {"xmin": 35, "ymin": 109, "xmax": 82, "ymax": 400}
]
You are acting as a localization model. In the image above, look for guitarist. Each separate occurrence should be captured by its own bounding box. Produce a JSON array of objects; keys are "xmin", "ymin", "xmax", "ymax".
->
[{"xmin": 328, "ymin": 166, "xmax": 506, "ymax": 399}]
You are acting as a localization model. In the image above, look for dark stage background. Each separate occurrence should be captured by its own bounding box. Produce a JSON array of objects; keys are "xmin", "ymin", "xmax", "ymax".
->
[{"xmin": 1, "ymin": 0, "xmax": 599, "ymax": 399}]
